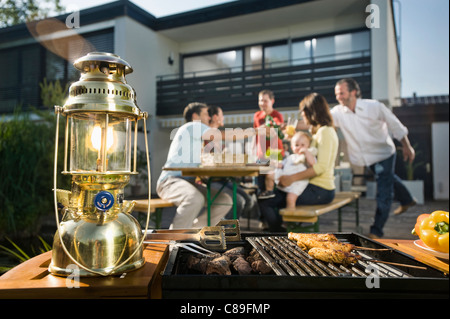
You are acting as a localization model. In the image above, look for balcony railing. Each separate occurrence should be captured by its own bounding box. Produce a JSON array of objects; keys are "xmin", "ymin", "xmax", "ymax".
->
[{"xmin": 156, "ymin": 52, "xmax": 371, "ymax": 116}]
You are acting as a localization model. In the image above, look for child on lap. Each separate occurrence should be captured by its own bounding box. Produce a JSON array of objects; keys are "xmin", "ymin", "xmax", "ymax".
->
[{"xmin": 274, "ymin": 132, "xmax": 317, "ymax": 210}]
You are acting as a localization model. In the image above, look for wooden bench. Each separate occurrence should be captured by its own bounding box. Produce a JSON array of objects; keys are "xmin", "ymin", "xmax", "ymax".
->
[
  {"xmin": 279, "ymin": 191, "xmax": 361, "ymax": 232},
  {"xmin": 133, "ymin": 198, "xmax": 175, "ymax": 229}
]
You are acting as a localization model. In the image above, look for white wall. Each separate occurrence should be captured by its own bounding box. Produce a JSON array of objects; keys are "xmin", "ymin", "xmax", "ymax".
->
[
  {"xmin": 114, "ymin": 17, "xmax": 180, "ymax": 193},
  {"xmin": 370, "ymin": 0, "xmax": 401, "ymax": 107},
  {"xmin": 432, "ymin": 122, "xmax": 449, "ymax": 200},
  {"xmin": 178, "ymin": 13, "xmax": 365, "ymax": 55}
]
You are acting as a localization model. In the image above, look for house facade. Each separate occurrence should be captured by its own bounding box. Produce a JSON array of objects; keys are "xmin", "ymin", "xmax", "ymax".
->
[{"xmin": 0, "ymin": 0, "xmax": 401, "ymax": 194}]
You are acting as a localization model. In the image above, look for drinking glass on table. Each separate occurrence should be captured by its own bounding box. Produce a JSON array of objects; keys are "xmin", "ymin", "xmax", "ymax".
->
[{"xmin": 285, "ymin": 117, "xmax": 298, "ymax": 137}]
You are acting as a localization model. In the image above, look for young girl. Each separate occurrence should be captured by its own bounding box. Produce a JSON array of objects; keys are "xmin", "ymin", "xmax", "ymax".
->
[{"xmin": 274, "ymin": 132, "xmax": 317, "ymax": 210}]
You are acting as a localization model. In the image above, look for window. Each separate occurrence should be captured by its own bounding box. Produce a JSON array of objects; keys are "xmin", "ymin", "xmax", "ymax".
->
[
  {"xmin": 184, "ymin": 50, "xmax": 243, "ymax": 77},
  {"xmin": 313, "ymin": 30, "xmax": 370, "ymax": 62},
  {"xmin": 162, "ymin": 29, "xmax": 371, "ymax": 115},
  {"xmin": 264, "ymin": 44, "xmax": 289, "ymax": 68},
  {"xmin": 0, "ymin": 45, "xmax": 41, "ymax": 112},
  {"xmin": 66, "ymin": 30, "xmax": 114, "ymax": 82},
  {"xmin": 182, "ymin": 30, "xmax": 369, "ymax": 76},
  {"xmin": 245, "ymin": 45, "xmax": 262, "ymax": 71},
  {"xmin": 46, "ymin": 51, "xmax": 66, "ymax": 82},
  {"xmin": 292, "ymin": 40, "xmax": 313, "ymax": 65}
]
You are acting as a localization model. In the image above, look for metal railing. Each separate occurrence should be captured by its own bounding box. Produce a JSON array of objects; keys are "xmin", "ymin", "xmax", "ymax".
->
[{"xmin": 156, "ymin": 51, "xmax": 371, "ymax": 116}]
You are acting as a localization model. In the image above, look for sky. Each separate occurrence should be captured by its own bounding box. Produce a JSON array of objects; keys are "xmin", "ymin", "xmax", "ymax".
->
[{"xmin": 57, "ymin": 0, "xmax": 449, "ymax": 98}]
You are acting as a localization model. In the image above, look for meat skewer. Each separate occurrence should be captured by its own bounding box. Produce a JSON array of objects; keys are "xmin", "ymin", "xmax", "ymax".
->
[
  {"xmin": 363, "ymin": 259, "xmax": 427, "ymax": 270},
  {"xmin": 295, "ymin": 237, "xmax": 355, "ymax": 252},
  {"xmin": 307, "ymin": 247, "xmax": 426, "ymax": 270},
  {"xmin": 288, "ymin": 232, "xmax": 338, "ymax": 242},
  {"xmin": 286, "ymin": 233, "xmax": 423, "ymax": 270},
  {"xmin": 354, "ymin": 246, "xmax": 392, "ymax": 251},
  {"xmin": 308, "ymin": 247, "xmax": 361, "ymax": 266},
  {"xmin": 289, "ymin": 232, "xmax": 391, "ymax": 252}
]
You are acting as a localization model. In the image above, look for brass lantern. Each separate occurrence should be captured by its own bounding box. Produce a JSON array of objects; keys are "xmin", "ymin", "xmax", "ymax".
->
[{"xmin": 49, "ymin": 52, "xmax": 150, "ymax": 277}]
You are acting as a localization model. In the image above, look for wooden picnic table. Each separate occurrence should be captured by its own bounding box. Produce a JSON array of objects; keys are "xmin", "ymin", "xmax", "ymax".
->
[{"xmin": 163, "ymin": 165, "xmax": 271, "ymax": 225}]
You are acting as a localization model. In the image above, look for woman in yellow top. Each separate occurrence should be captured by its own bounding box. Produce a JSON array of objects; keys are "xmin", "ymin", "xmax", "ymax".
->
[{"xmin": 259, "ymin": 93, "xmax": 338, "ymax": 232}]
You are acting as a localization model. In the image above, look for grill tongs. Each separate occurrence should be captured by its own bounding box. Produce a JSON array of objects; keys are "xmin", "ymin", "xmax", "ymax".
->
[{"xmin": 143, "ymin": 220, "xmax": 241, "ymax": 257}]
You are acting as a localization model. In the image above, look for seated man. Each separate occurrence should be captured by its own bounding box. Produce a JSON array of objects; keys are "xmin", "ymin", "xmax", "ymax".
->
[{"xmin": 156, "ymin": 102, "xmax": 233, "ymax": 228}]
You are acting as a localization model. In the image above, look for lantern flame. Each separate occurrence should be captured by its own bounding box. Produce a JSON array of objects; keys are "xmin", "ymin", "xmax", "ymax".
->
[{"xmin": 91, "ymin": 125, "xmax": 114, "ymax": 151}]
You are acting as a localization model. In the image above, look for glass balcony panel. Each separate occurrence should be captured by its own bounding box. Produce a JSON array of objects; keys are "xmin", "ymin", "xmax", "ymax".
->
[{"xmin": 184, "ymin": 50, "xmax": 243, "ymax": 77}]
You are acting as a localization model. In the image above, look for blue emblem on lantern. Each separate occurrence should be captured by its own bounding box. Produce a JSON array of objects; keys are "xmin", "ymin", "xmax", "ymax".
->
[{"xmin": 94, "ymin": 191, "xmax": 114, "ymax": 211}]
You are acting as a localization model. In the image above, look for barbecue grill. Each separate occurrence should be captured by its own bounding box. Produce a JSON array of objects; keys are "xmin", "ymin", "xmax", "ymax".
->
[{"xmin": 162, "ymin": 232, "xmax": 448, "ymax": 299}]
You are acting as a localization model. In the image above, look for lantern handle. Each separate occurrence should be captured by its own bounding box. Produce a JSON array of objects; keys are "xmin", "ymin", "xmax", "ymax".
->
[
  {"xmin": 53, "ymin": 107, "xmax": 110, "ymax": 276},
  {"xmin": 107, "ymin": 112, "xmax": 151, "ymax": 274},
  {"xmin": 53, "ymin": 108, "xmax": 107, "ymax": 276}
]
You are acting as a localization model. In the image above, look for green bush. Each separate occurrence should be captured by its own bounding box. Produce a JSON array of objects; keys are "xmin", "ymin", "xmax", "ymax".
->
[
  {"xmin": 0, "ymin": 79, "xmax": 69, "ymax": 238},
  {"xmin": 0, "ymin": 108, "xmax": 54, "ymax": 236}
]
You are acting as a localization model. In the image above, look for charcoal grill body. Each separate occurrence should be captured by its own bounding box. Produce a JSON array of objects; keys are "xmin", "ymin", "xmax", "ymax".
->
[{"xmin": 161, "ymin": 233, "xmax": 448, "ymax": 299}]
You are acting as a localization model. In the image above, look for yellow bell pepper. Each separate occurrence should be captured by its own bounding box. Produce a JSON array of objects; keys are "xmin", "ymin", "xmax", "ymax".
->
[
  {"xmin": 418, "ymin": 210, "xmax": 449, "ymax": 253},
  {"xmin": 412, "ymin": 214, "xmax": 429, "ymax": 236}
]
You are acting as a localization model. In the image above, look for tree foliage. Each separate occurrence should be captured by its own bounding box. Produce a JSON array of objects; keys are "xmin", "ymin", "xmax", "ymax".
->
[{"xmin": 0, "ymin": 0, "xmax": 65, "ymax": 28}]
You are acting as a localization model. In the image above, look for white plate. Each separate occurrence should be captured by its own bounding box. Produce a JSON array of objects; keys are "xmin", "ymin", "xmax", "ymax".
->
[{"xmin": 414, "ymin": 240, "xmax": 449, "ymax": 260}]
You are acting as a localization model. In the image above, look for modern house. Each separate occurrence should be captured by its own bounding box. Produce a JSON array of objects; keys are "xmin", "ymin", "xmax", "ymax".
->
[{"xmin": 1, "ymin": 0, "xmax": 446, "ymax": 199}]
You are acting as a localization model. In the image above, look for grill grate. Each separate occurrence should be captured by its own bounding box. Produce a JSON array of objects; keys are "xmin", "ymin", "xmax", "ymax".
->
[
  {"xmin": 247, "ymin": 236, "xmax": 413, "ymax": 278},
  {"xmin": 162, "ymin": 233, "xmax": 448, "ymax": 299}
]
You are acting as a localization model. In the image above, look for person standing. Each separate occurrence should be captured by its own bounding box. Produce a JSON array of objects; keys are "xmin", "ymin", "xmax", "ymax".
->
[
  {"xmin": 332, "ymin": 78, "xmax": 416, "ymax": 239},
  {"xmin": 253, "ymin": 90, "xmax": 285, "ymax": 199}
]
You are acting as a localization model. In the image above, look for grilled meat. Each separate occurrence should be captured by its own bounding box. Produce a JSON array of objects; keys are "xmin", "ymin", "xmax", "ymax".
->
[
  {"xmin": 223, "ymin": 246, "xmax": 246, "ymax": 261},
  {"xmin": 247, "ymin": 248, "xmax": 273, "ymax": 274},
  {"xmin": 308, "ymin": 247, "xmax": 361, "ymax": 266},
  {"xmin": 288, "ymin": 232, "xmax": 338, "ymax": 243},
  {"xmin": 186, "ymin": 247, "xmax": 272, "ymax": 275},
  {"xmin": 232, "ymin": 256, "xmax": 253, "ymax": 275},
  {"xmin": 288, "ymin": 233, "xmax": 359, "ymax": 264},
  {"xmin": 296, "ymin": 238, "xmax": 355, "ymax": 253},
  {"xmin": 206, "ymin": 255, "xmax": 232, "ymax": 275},
  {"xmin": 186, "ymin": 255, "xmax": 210, "ymax": 273},
  {"xmin": 250, "ymin": 259, "xmax": 273, "ymax": 274}
]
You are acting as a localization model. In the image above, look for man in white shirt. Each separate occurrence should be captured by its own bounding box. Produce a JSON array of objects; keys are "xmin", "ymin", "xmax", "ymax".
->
[
  {"xmin": 157, "ymin": 102, "xmax": 233, "ymax": 228},
  {"xmin": 331, "ymin": 78, "xmax": 416, "ymax": 238}
]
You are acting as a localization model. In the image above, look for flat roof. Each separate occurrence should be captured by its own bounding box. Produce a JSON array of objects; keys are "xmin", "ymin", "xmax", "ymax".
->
[{"xmin": 1, "ymin": 0, "xmax": 363, "ymax": 44}]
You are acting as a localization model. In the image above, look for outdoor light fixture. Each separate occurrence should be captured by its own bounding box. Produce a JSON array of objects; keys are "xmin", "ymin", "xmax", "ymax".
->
[
  {"xmin": 49, "ymin": 52, "xmax": 150, "ymax": 277},
  {"xmin": 168, "ymin": 51, "xmax": 174, "ymax": 65}
]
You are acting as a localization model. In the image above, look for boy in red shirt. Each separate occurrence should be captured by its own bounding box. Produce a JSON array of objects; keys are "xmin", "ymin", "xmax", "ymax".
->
[{"xmin": 253, "ymin": 90, "xmax": 284, "ymax": 199}]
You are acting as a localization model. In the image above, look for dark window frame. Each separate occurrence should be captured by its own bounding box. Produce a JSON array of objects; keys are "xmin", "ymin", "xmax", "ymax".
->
[
  {"xmin": 180, "ymin": 27, "xmax": 370, "ymax": 76},
  {"xmin": 0, "ymin": 28, "xmax": 114, "ymax": 114}
]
